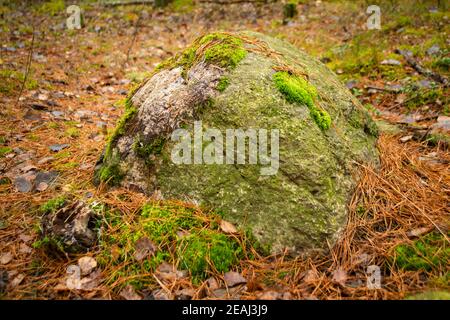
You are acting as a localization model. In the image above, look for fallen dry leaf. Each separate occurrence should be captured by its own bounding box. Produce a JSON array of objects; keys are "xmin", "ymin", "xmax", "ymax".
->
[
  {"xmin": 224, "ymin": 271, "xmax": 246, "ymax": 287},
  {"xmin": 332, "ymin": 268, "xmax": 347, "ymax": 285},
  {"xmin": 78, "ymin": 256, "xmax": 97, "ymax": 276},
  {"xmin": 0, "ymin": 252, "xmax": 13, "ymax": 265},
  {"xmin": 257, "ymin": 290, "xmax": 281, "ymax": 300},
  {"xmin": 10, "ymin": 273, "xmax": 25, "ymax": 288},
  {"xmin": 134, "ymin": 237, "xmax": 157, "ymax": 261},
  {"xmin": 407, "ymin": 227, "xmax": 432, "ymax": 238},
  {"xmin": 19, "ymin": 243, "xmax": 32, "ymax": 254},
  {"xmin": 220, "ymin": 220, "xmax": 238, "ymax": 234},
  {"xmin": 120, "ymin": 284, "xmax": 142, "ymax": 300}
]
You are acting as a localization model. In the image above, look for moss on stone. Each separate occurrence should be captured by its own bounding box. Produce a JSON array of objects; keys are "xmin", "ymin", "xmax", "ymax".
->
[
  {"xmin": 104, "ymin": 101, "xmax": 137, "ymax": 159},
  {"xmin": 273, "ymin": 71, "xmax": 331, "ymax": 130},
  {"xmin": 154, "ymin": 32, "xmax": 248, "ymax": 79},
  {"xmin": 201, "ymin": 33, "xmax": 247, "ymax": 69},
  {"xmin": 217, "ymin": 76, "xmax": 230, "ymax": 92},
  {"xmin": 310, "ymin": 108, "xmax": 332, "ymax": 131},
  {"xmin": 97, "ymin": 162, "xmax": 123, "ymax": 185},
  {"xmin": 133, "ymin": 136, "xmax": 166, "ymax": 165}
]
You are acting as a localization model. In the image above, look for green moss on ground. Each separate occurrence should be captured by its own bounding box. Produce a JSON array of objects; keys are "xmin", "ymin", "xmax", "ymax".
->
[
  {"xmin": 0, "ymin": 146, "xmax": 12, "ymax": 157},
  {"xmin": 35, "ymin": 0, "xmax": 65, "ymax": 16},
  {"xmin": 393, "ymin": 231, "xmax": 450, "ymax": 271},
  {"xmin": 39, "ymin": 196, "xmax": 67, "ymax": 214},
  {"xmin": 98, "ymin": 202, "xmax": 246, "ymax": 287},
  {"xmin": 406, "ymin": 291, "xmax": 450, "ymax": 300},
  {"xmin": 273, "ymin": 71, "xmax": 331, "ymax": 130}
]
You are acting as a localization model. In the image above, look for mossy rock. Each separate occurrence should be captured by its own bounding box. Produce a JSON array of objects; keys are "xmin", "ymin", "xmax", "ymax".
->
[{"xmin": 94, "ymin": 31, "xmax": 379, "ymax": 256}]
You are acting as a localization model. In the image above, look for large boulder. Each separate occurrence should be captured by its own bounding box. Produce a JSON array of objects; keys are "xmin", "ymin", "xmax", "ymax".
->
[{"xmin": 94, "ymin": 31, "xmax": 379, "ymax": 256}]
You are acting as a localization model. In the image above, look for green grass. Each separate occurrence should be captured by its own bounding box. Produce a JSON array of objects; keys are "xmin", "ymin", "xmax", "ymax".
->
[{"xmin": 0, "ymin": 69, "xmax": 38, "ymax": 95}]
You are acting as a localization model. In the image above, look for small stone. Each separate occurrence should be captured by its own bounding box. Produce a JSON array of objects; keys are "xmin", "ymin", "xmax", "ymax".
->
[
  {"xmin": 38, "ymin": 93, "xmax": 49, "ymax": 101},
  {"xmin": 417, "ymin": 79, "xmax": 432, "ymax": 89},
  {"xmin": 224, "ymin": 271, "xmax": 246, "ymax": 287}
]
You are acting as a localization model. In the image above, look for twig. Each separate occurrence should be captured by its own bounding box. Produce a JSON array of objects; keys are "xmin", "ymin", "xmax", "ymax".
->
[
  {"xmin": 123, "ymin": 11, "xmax": 143, "ymax": 68},
  {"xmin": 395, "ymin": 49, "xmax": 448, "ymax": 86},
  {"xmin": 15, "ymin": 29, "xmax": 35, "ymax": 108}
]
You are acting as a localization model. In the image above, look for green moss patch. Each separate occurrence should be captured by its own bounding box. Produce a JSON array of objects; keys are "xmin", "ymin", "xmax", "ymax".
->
[
  {"xmin": 156, "ymin": 32, "xmax": 248, "ymax": 78},
  {"xmin": 273, "ymin": 71, "xmax": 331, "ymax": 130},
  {"xmin": 216, "ymin": 76, "xmax": 230, "ymax": 92},
  {"xmin": 99, "ymin": 202, "xmax": 246, "ymax": 287},
  {"xmin": 393, "ymin": 231, "xmax": 449, "ymax": 271},
  {"xmin": 104, "ymin": 101, "xmax": 137, "ymax": 160},
  {"xmin": 0, "ymin": 146, "xmax": 12, "ymax": 157},
  {"xmin": 133, "ymin": 136, "xmax": 165, "ymax": 159},
  {"xmin": 40, "ymin": 196, "xmax": 67, "ymax": 214}
]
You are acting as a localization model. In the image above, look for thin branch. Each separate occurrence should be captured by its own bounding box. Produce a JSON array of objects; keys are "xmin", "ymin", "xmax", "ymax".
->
[
  {"xmin": 15, "ymin": 29, "xmax": 35, "ymax": 108},
  {"xmin": 395, "ymin": 49, "xmax": 448, "ymax": 87},
  {"xmin": 123, "ymin": 11, "xmax": 143, "ymax": 68}
]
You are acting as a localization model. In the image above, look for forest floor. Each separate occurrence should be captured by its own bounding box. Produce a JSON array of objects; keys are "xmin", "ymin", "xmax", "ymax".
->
[{"xmin": 0, "ymin": 0, "xmax": 449, "ymax": 300}]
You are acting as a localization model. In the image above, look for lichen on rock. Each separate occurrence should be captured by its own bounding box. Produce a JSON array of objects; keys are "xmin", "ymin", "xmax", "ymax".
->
[{"xmin": 94, "ymin": 31, "xmax": 380, "ymax": 256}]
